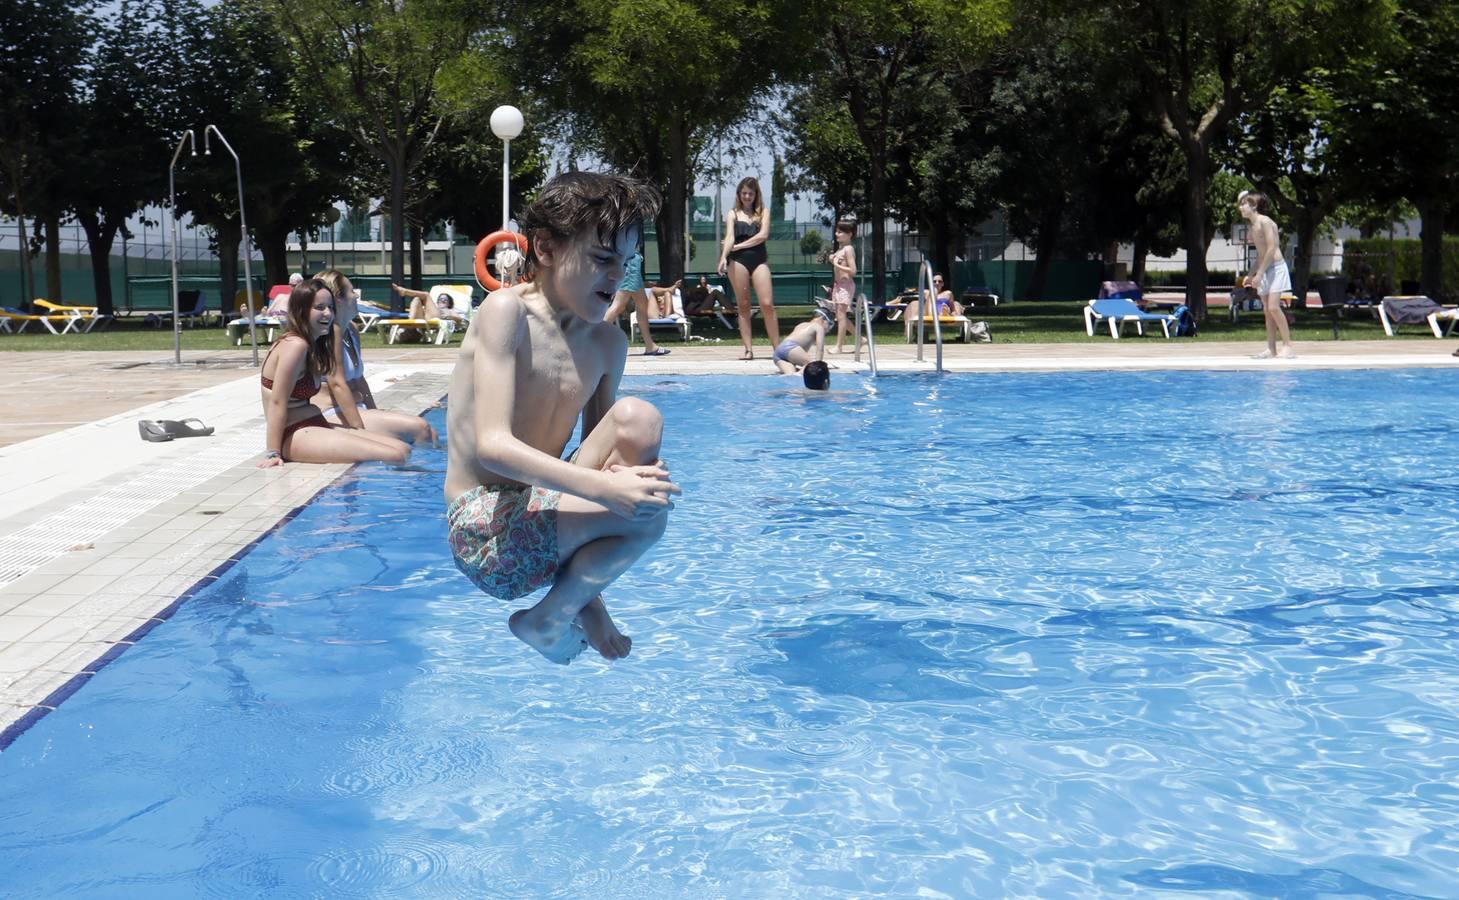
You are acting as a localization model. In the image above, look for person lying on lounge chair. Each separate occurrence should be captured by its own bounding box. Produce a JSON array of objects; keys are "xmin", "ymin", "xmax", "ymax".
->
[{"xmin": 391, "ymin": 283, "xmax": 469, "ymax": 325}]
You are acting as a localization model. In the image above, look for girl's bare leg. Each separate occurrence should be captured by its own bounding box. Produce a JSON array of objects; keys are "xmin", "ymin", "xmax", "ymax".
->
[
  {"xmin": 834, "ymin": 305, "xmax": 850, "ymax": 352},
  {"xmin": 357, "ymin": 408, "xmax": 434, "ymax": 444},
  {"xmin": 752, "ymin": 264, "xmax": 780, "ymax": 346},
  {"xmin": 604, "ymin": 290, "xmax": 632, "ymax": 323},
  {"xmin": 729, "ymin": 261, "xmax": 754, "ymax": 357},
  {"xmin": 634, "ymin": 290, "xmax": 661, "ymax": 353},
  {"xmin": 283, "ymin": 424, "xmax": 411, "ymax": 465}
]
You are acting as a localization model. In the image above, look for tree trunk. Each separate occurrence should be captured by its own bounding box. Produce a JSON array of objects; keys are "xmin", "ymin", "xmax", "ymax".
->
[
  {"xmin": 43, "ymin": 214, "xmax": 62, "ymax": 301},
  {"xmin": 1417, "ymin": 198, "xmax": 1447, "ymax": 301},
  {"xmin": 409, "ymin": 224, "xmax": 424, "ymax": 289},
  {"xmin": 77, "ymin": 212, "xmax": 119, "ymax": 317},
  {"xmin": 13, "ymin": 206, "xmax": 34, "ymax": 310},
  {"xmin": 1289, "ymin": 206, "xmax": 1319, "ymax": 300},
  {"xmin": 658, "ymin": 110, "xmax": 690, "ymax": 284},
  {"xmin": 1181, "ymin": 149, "xmax": 1210, "ymax": 320},
  {"xmin": 928, "ymin": 215, "xmax": 953, "ymax": 293},
  {"xmin": 869, "ymin": 166, "xmax": 888, "ymax": 302},
  {"xmin": 216, "ymin": 218, "xmax": 241, "ymax": 316},
  {"xmin": 1132, "ymin": 236, "xmax": 1149, "ymax": 284},
  {"xmin": 254, "ymin": 223, "xmax": 290, "ymax": 288},
  {"xmin": 1024, "ymin": 204, "xmax": 1063, "ymax": 301},
  {"xmin": 389, "ymin": 156, "xmax": 407, "ymax": 310}
]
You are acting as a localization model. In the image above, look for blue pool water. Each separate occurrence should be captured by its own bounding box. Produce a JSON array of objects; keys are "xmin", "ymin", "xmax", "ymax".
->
[{"xmin": 3, "ymin": 370, "xmax": 1459, "ymax": 897}]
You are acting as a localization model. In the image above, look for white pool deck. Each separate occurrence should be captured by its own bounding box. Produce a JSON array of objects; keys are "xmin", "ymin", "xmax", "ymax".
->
[{"xmin": 1, "ymin": 340, "xmax": 1454, "ymax": 740}]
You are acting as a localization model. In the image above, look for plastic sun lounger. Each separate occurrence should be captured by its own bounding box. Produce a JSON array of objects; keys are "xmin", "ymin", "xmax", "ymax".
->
[
  {"xmin": 379, "ymin": 317, "xmax": 456, "ymax": 345},
  {"xmin": 32, "ymin": 299, "xmax": 110, "ymax": 332},
  {"xmin": 628, "ymin": 288, "xmax": 692, "ymax": 343},
  {"xmin": 1376, "ymin": 295, "xmax": 1459, "ymax": 338},
  {"xmin": 0, "ymin": 306, "xmax": 85, "ymax": 335},
  {"xmin": 355, "ymin": 301, "xmax": 391, "ymax": 333},
  {"xmin": 1084, "ymin": 297, "xmax": 1176, "ymax": 339},
  {"xmin": 904, "ymin": 314, "xmax": 973, "ymax": 342}
]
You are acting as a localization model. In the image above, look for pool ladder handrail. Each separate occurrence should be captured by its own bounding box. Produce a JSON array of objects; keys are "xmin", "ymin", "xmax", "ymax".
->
[
  {"xmin": 852, "ymin": 291, "xmax": 879, "ymax": 376},
  {"xmin": 914, "ymin": 259, "xmax": 944, "ymax": 372}
]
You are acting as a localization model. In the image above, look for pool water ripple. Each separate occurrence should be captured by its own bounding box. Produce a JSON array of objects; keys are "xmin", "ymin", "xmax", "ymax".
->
[{"xmin": 3, "ymin": 370, "xmax": 1459, "ymax": 896}]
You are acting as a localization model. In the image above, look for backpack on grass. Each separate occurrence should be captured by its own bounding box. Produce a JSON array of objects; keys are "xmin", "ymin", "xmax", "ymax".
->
[{"xmin": 1171, "ymin": 304, "xmax": 1198, "ymax": 337}]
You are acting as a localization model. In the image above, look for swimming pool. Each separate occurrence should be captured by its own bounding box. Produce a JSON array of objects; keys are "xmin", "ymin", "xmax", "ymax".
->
[{"xmin": 2, "ymin": 370, "xmax": 1458, "ymax": 897}]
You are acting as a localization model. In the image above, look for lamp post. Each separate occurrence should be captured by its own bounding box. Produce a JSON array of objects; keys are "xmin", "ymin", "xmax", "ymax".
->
[
  {"xmin": 204, "ymin": 125, "xmax": 259, "ymax": 366},
  {"xmin": 490, "ymin": 105, "xmax": 524, "ymax": 233},
  {"xmin": 168, "ymin": 130, "xmax": 197, "ymax": 365}
]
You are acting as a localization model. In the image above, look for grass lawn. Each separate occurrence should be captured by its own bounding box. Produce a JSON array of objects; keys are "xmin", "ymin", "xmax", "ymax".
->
[{"xmin": 0, "ymin": 300, "xmax": 1441, "ymax": 351}]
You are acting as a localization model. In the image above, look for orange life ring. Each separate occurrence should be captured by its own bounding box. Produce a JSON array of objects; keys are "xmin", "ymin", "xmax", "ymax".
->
[{"xmin": 474, "ymin": 231, "xmax": 529, "ymax": 291}]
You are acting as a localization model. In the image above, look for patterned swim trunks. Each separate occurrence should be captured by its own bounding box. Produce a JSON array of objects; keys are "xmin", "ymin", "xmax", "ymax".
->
[{"xmin": 447, "ymin": 483, "xmax": 561, "ymax": 600}]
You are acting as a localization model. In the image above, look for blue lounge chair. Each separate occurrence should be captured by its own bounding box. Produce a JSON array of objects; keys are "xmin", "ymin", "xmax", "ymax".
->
[{"xmin": 1084, "ymin": 298, "xmax": 1176, "ymax": 339}]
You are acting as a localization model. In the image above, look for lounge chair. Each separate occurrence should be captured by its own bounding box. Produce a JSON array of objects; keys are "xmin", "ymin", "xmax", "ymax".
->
[
  {"xmin": 962, "ymin": 285, "xmax": 1002, "ymax": 306},
  {"xmin": 628, "ymin": 287, "xmax": 692, "ymax": 344},
  {"xmin": 1084, "ymin": 297, "xmax": 1176, "ymax": 338},
  {"xmin": 376, "ymin": 284, "xmax": 473, "ymax": 345},
  {"xmin": 33, "ymin": 299, "xmax": 111, "ymax": 332},
  {"xmin": 355, "ymin": 301, "xmax": 391, "ymax": 333},
  {"xmin": 0, "ymin": 306, "xmax": 85, "ymax": 335},
  {"xmin": 1377, "ymin": 295, "xmax": 1458, "ymax": 337},
  {"xmin": 904, "ymin": 312, "xmax": 973, "ymax": 342},
  {"xmin": 164, "ymin": 289, "xmax": 214, "ymax": 327},
  {"xmin": 225, "ymin": 298, "xmax": 282, "ymax": 346}
]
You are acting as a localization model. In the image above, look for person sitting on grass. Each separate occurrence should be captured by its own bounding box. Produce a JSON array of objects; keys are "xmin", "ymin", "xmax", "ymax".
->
[
  {"xmin": 445, "ymin": 171, "xmax": 680, "ymax": 665},
  {"xmin": 258, "ymin": 279, "xmax": 411, "ymax": 468},
  {"xmin": 313, "ymin": 269, "xmax": 435, "ymax": 445},
  {"xmin": 771, "ymin": 309, "xmax": 832, "ymax": 375}
]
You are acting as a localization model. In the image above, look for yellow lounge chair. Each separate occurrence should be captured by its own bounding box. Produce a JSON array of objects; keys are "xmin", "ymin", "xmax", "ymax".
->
[
  {"xmin": 378, "ymin": 316, "xmax": 456, "ymax": 345},
  {"xmin": 904, "ymin": 313, "xmax": 973, "ymax": 342},
  {"xmin": 32, "ymin": 299, "xmax": 111, "ymax": 332},
  {"xmin": 0, "ymin": 305, "xmax": 85, "ymax": 335}
]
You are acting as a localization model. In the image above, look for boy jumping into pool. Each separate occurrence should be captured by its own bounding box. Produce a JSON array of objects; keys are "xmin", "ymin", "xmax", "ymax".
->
[{"xmin": 445, "ymin": 172, "xmax": 680, "ymax": 664}]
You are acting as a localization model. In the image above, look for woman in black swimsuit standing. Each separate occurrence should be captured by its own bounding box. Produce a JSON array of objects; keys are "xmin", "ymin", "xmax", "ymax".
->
[{"xmin": 717, "ymin": 176, "xmax": 780, "ymax": 359}]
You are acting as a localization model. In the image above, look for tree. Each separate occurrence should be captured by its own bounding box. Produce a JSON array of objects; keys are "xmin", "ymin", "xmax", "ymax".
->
[
  {"xmin": 70, "ymin": 0, "xmax": 172, "ymax": 317},
  {"xmin": 503, "ymin": 0, "xmax": 816, "ymax": 282},
  {"xmin": 1114, "ymin": 0, "xmax": 1395, "ymax": 319},
  {"xmin": 271, "ymin": 0, "xmax": 483, "ymax": 306},
  {"xmin": 0, "ymin": 0, "xmax": 89, "ymax": 305},
  {"xmin": 1339, "ymin": 0, "xmax": 1459, "ymax": 299},
  {"xmin": 797, "ymin": 0, "xmax": 1009, "ymax": 302}
]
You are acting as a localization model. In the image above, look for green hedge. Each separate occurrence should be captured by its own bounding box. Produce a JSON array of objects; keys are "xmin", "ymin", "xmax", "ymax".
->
[{"xmin": 1343, "ymin": 237, "xmax": 1459, "ymax": 297}]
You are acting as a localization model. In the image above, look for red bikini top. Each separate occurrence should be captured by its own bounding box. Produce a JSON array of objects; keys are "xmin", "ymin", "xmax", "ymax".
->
[{"xmin": 261, "ymin": 339, "xmax": 318, "ymax": 401}]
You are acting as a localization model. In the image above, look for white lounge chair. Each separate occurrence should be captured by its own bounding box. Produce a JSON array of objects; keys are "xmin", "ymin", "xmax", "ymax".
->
[
  {"xmin": 628, "ymin": 287, "xmax": 691, "ymax": 343},
  {"xmin": 1084, "ymin": 298, "xmax": 1176, "ymax": 339},
  {"xmin": 1377, "ymin": 295, "xmax": 1458, "ymax": 337}
]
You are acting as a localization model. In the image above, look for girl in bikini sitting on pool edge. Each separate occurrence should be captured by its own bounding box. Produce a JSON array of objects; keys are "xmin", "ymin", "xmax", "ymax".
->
[{"xmin": 257, "ymin": 279, "xmax": 411, "ymax": 468}]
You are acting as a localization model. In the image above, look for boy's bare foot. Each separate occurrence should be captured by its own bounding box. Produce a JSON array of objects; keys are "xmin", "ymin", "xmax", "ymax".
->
[
  {"xmin": 508, "ymin": 609, "xmax": 589, "ymax": 665},
  {"xmin": 579, "ymin": 597, "xmax": 632, "ymax": 660},
  {"xmin": 1251, "ymin": 349, "xmax": 1274, "ymax": 359},
  {"xmin": 1277, "ymin": 347, "xmax": 1297, "ymax": 359}
]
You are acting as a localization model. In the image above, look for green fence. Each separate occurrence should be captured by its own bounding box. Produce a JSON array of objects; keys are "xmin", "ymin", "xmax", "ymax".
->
[{"xmin": 1343, "ymin": 237, "xmax": 1459, "ymax": 297}]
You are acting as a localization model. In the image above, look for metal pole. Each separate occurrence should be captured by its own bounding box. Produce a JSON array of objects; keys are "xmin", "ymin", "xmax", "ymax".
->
[
  {"xmin": 915, "ymin": 259, "xmax": 943, "ymax": 371},
  {"xmin": 205, "ymin": 125, "xmax": 259, "ymax": 366},
  {"xmin": 168, "ymin": 130, "xmax": 196, "ymax": 365},
  {"xmin": 501, "ymin": 139, "xmax": 511, "ymax": 232},
  {"xmin": 861, "ymin": 294, "xmax": 878, "ymax": 376}
]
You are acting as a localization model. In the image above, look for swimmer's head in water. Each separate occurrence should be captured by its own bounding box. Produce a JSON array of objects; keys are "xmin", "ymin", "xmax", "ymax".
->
[{"xmin": 803, "ymin": 360, "xmax": 830, "ymax": 390}]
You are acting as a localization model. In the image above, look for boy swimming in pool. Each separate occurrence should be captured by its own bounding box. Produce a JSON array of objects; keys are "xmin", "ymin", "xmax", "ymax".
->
[{"xmin": 445, "ymin": 172, "xmax": 680, "ymax": 664}]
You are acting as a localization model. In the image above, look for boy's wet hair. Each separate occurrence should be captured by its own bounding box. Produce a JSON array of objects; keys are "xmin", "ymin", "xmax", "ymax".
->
[
  {"xmin": 519, "ymin": 172, "xmax": 661, "ymax": 275},
  {"xmin": 803, "ymin": 360, "xmax": 830, "ymax": 391},
  {"xmin": 1242, "ymin": 191, "xmax": 1271, "ymax": 215}
]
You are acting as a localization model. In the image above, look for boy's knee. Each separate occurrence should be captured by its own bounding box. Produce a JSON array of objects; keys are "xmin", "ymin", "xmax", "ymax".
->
[{"xmin": 612, "ymin": 397, "xmax": 662, "ymax": 447}]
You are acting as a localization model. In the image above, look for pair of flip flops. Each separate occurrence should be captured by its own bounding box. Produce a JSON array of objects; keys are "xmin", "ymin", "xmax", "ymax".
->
[
  {"xmin": 641, "ymin": 347, "xmax": 671, "ymax": 356},
  {"xmin": 138, "ymin": 418, "xmax": 215, "ymax": 443}
]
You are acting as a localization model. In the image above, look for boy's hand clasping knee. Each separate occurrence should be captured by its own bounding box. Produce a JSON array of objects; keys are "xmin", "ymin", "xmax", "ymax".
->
[{"xmin": 603, "ymin": 464, "xmax": 680, "ymax": 520}]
